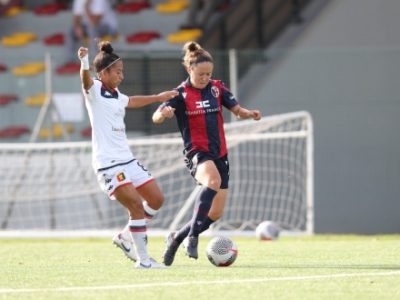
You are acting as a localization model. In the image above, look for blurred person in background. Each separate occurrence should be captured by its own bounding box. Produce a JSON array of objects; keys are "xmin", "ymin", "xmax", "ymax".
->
[
  {"xmin": 180, "ymin": 0, "xmax": 232, "ymax": 30},
  {"xmin": 58, "ymin": 0, "xmax": 118, "ymax": 72}
]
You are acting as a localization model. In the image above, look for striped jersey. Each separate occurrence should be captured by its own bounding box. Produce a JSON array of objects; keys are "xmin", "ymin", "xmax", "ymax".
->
[{"xmin": 162, "ymin": 79, "xmax": 238, "ymax": 158}]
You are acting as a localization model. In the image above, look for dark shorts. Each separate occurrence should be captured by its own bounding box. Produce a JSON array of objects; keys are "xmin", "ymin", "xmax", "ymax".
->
[{"xmin": 184, "ymin": 152, "xmax": 230, "ymax": 189}]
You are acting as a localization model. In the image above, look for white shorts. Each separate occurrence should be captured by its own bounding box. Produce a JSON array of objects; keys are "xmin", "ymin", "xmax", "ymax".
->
[{"xmin": 97, "ymin": 159, "xmax": 153, "ymax": 200}]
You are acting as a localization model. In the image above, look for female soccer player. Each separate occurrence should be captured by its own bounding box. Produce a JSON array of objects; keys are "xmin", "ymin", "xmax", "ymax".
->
[
  {"xmin": 152, "ymin": 41, "xmax": 261, "ymax": 265},
  {"xmin": 78, "ymin": 42, "xmax": 178, "ymax": 269}
]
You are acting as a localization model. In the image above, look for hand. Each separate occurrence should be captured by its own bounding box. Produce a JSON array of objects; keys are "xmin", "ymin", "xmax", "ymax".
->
[
  {"xmin": 78, "ymin": 47, "xmax": 89, "ymax": 59},
  {"xmin": 160, "ymin": 106, "xmax": 176, "ymax": 119},
  {"xmin": 157, "ymin": 90, "xmax": 179, "ymax": 102},
  {"xmin": 251, "ymin": 110, "xmax": 262, "ymax": 121}
]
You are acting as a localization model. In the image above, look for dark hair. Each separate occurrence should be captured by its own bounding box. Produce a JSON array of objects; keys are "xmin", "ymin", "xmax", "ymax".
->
[
  {"xmin": 182, "ymin": 41, "xmax": 213, "ymax": 68},
  {"xmin": 93, "ymin": 41, "xmax": 120, "ymax": 73}
]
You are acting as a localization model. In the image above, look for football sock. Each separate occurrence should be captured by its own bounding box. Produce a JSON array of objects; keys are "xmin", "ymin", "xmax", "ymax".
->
[
  {"xmin": 175, "ymin": 217, "xmax": 215, "ymax": 244},
  {"xmin": 129, "ymin": 219, "xmax": 149, "ymax": 262},
  {"xmin": 143, "ymin": 201, "xmax": 158, "ymax": 220},
  {"xmin": 121, "ymin": 223, "xmax": 132, "ymax": 241},
  {"xmin": 188, "ymin": 186, "xmax": 217, "ymax": 237}
]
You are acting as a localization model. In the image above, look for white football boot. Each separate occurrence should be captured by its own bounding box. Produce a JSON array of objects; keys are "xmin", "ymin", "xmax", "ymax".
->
[
  {"xmin": 112, "ymin": 233, "xmax": 138, "ymax": 262},
  {"xmin": 134, "ymin": 258, "xmax": 166, "ymax": 269}
]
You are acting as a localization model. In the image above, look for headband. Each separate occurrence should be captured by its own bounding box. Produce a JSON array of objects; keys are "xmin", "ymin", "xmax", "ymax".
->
[{"xmin": 101, "ymin": 57, "xmax": 121, "ymax": 72}]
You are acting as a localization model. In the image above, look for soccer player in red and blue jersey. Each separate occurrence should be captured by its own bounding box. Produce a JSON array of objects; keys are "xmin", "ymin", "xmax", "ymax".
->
[{"xmin": 153, "ymin": 41, "xmax": 261, "ymax": 265}]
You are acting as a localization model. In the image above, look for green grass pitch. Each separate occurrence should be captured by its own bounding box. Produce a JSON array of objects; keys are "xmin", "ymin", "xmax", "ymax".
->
[{"xmin": 0, "ymin": 235, "xmax": 399, "ymax": 300}]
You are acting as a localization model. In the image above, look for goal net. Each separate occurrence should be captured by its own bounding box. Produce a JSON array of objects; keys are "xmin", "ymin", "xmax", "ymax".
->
[{"xmin": 0, "ymin": 111, "xmax": 313, "ymax": 236}]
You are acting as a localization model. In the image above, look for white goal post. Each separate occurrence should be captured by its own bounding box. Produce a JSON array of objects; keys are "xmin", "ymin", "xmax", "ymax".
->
[{"xmin": 0, "ymin": 111, "xmax": 313, "ymax": 236}]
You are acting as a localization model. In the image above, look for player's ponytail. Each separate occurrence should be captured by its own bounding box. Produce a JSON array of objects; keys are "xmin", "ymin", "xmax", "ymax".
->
[
  {"xmin": 182, "ymin": 41, "xmax": 213, "ymax": 68},
  {"xmin": 93, "ymin": 41, "xmax": 120, "ymax": 73},
  {"xmin": 98, "ymin": 41, "xmax": 114, "ymax": 54}
]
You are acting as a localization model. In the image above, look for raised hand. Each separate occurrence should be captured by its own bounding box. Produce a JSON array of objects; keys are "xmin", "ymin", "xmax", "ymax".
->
[{"xmin": 78, "ymin": 47, "xmax": 89, "ymax": 59}]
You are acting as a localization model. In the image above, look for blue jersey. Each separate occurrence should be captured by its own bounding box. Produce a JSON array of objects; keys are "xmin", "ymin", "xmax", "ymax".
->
[{"xmin": 162, "ymin": 79, "xmax": 238, "ymax": 158}]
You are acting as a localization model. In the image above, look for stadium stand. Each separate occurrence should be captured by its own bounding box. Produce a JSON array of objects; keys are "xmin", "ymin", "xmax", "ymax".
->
[{"xmin": 0, "ymin": 0, "xmax": 311, "ymax": 141}]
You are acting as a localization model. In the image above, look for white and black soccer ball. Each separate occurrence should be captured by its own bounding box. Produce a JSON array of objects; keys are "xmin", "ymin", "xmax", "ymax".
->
[
  {"xmin": 255, "ymin": 220, "xmax": 280, "ymax": 241},
  {"xmin": 206, "ymin": 236, "xmax": 238, "ymax": 267}
]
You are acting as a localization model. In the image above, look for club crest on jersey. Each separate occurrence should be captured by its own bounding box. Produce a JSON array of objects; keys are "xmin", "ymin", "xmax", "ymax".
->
[
  {"xmin": 211, "ymin": 86, "xmax": 220, "ymax": 98},
  {"xmin": 116, "ymin": 172, "xmax": 126, "ymax": 182}
]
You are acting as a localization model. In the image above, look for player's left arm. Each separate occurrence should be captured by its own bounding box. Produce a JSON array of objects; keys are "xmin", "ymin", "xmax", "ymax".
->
[
  {"xmin": 230, "ymin": 104, "xmax": 262, "ymax": 121},
  {"xmin": 127, "ymin": 90, "xmax": 178, "ymax": 109},
  {"xmin": 219, "ymin": 81, "xmax": 262, "ymax": 121}
]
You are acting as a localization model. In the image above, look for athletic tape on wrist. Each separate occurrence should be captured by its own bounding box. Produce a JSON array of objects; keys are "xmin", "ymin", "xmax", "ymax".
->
[{"xmin": 80, "ymin": 55, "xmax": 90, "ymax": 70}]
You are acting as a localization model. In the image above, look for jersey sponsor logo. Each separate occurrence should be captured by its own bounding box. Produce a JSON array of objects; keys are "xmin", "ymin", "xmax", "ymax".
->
[
  {"xmin": 211, "ymin": 86, "xmax": 220, "ymax": 98},
  {"xmin": 112, "ymin": 126, "xmax": 125, "ymax": 133},
  {"xmin": 195, "ymin": 100, "xmax": 210, "ymax": 108},
  {"xmin": 117, "ymin": 172, "xmax": 126, "ymax": 182},
  {"xmin": 185, "ymin": 106, "xmax": 220, "ymax": 116}
]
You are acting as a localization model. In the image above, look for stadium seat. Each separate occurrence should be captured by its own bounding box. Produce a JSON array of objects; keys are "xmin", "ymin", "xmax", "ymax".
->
[
  {"xmin": 116, "ymin": 1, "xmax": 150, "ymax": 13},
  {"xmin": 56, "ymin": 62, "xmax": 80, "ymax": 75},
  {"xmin": 126, "ymin": 31, "xmax": 161, "ymax": 44},
  {"xmin": 156, "ymin": 0, "xmax": 189, "ymax": 13},
  {"xmin": 80, "ymin": 126, "xmax": 92, "ymax": 138},
  {"xmin": 0, "ymin": 64, "xmax": 7, "ymax": 73},
  {"xmin": 1, "ymin": 32, "xmax": 38, "ymax": 47},
  {"xmin": 33, "ymin": 3, "xmax": 67, "ymax": 15},
  {"xmin": 39, "ymin": 123, "xmax": 74, "ymax": 139},
  {"xmin": 12, "ymin": 62, "xmax": 45, "ymax": 76},
  {"xmin": 0, "ymin": 126, "xmax": 30, "ymax": 138},
  {"xmin": 167, "ymin": 29, "xmax": 203, "ymax": 43},
  {"xmin": 43, "ymin": 33, "xmax": 65, "ymax": 46},
  {"xmin": 3, "ymin": 6, "xmax": 24, "ymax": 17},
  {"xmin": 25, "ymin": 93, "xmax": 47, "ymax": 106},
  {"xmin": 0, "ymin": 94, "xmax": 18, "ymax": 106}
]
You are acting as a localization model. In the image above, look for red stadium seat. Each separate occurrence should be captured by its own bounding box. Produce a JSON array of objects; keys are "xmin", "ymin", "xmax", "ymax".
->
[
  {"xmin": 56, "ymin": 62, "xmax": 80, "ymax": 75},
  {"xmin": 43, "ymin": 33, "xmax": 65, "ymax": 46},
  {"xmin": 33, "ymin": 3, "xmax": 67, "ymax": 15},
  {"xmin": 116, "ymin": 2, "xmax": 150, "ymax": 13},
  {"xmin": 0, "ymin": 64, "xmax": 7, "ymax": 73},
  {"xmin": 0, "ymin": 94, "xmax": 18, "ymax": 106},
  {"xmin": 80, "ymin": 126, "xmax": 92, "ymax": 138},
  {"xmin": 126, "ymin": 31, "xmax": 161, "ymax": 44},
  {"xmin": 0, "ymin": 126, "xmax": 30, "ymax": 138}
]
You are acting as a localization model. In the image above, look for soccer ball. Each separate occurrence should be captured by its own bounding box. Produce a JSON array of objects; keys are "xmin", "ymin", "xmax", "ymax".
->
[
  {"xmin": 206, "ymin": 236, "xmax": 238, "ymax": 267},
  {"xmin": 255, "ymin": 220, "xmax": 280, "ymax": 240}
]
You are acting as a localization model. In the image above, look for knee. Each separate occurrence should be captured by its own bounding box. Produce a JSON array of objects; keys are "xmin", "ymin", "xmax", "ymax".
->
[
  {"xmin": 205, "ymin": 178, "xmax": 221, "ymax": 191},
  {"xmin": 146, "ymin": 194, "xmax": 164, "ymax": 210}
]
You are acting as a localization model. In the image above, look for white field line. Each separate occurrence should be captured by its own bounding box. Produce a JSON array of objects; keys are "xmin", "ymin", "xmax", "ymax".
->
[{"xmin": 1, "ymin": 270, "xmax": 400, "ymax": 294}]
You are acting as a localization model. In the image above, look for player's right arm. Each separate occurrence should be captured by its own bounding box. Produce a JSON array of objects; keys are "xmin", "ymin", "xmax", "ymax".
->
[{"xmin": 77, "ymin": 47, "xmax": 93, "ymax": 91}]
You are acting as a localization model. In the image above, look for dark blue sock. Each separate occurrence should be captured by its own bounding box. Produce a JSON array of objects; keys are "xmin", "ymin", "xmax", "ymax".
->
[
  {"xmin": 175, "ymin": 217, "xmax": 215, "ymax": 244},
  {"xmin": 188, "ymin": 186, "xmax": 217, "ymax": 237}
]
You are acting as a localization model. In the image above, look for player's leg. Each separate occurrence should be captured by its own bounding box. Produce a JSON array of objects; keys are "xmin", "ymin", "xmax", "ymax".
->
[
  {"xmin": 97, "ymin": 167, "xmax": 138, "ymax": 262},
  {"xmin": 113, "ymin": 185, "xmax": 147, "ymax": 261},
  {"xmin": 185, "ymin": 159, "xmax": 220, "ymax": 259},
  {"xmin": 113, "ymin": 184, "xmax": 163, "ymax": 269},
  {"xmin": 136, "ymin": 180, "xmax": 164, "ymax": 220}
]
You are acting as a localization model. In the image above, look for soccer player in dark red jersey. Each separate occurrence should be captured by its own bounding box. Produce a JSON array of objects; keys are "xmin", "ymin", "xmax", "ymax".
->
[{"xmin": 152, "ymin": 41, "xmax": 261, "ymax": 265}]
